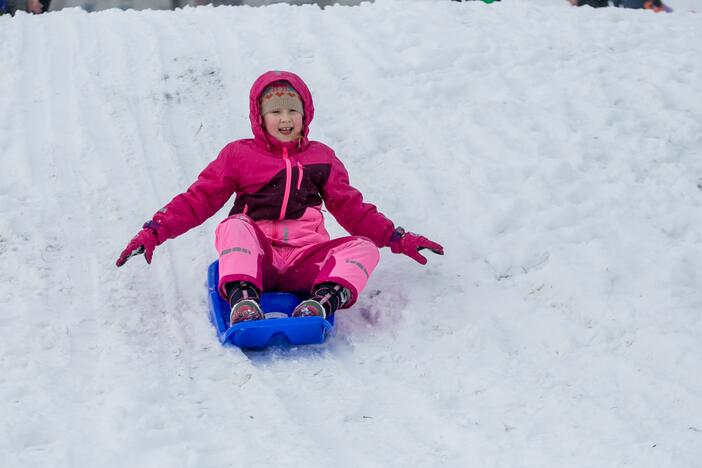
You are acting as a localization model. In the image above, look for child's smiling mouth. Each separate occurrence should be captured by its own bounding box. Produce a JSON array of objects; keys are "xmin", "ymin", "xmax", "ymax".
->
[{"xmin": 279, "ymin": 127, "xmax": 294, "ymax": 135}]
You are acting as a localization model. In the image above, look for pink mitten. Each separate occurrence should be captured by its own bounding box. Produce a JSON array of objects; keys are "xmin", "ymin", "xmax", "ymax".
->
[{"xmin": 390, "ymin": 227, "xmax": 444, "ymax": 265}]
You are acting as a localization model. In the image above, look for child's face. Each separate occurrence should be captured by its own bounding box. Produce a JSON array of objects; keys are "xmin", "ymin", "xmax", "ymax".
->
[{"xmin": 263, "ymin": 109, "xmax": 304, "ymax": 142}]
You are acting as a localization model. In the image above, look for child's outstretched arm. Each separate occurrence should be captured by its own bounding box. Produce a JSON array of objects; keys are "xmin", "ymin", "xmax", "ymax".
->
[
  {"xmin": 116, "ymin": 144, "xmax": 239, "ymax": 267},
  {"xmin": 322, "ymin": 152, "xmax": 444, "ymax": 264}
]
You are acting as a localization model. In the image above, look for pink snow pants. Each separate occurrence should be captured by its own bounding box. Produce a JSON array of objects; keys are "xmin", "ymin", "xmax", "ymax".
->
[{"xmin": 215, "ymin": 215, "xmax": 380, "ymax": 308}]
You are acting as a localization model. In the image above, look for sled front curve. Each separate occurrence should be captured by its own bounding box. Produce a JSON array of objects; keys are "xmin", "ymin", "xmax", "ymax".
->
[{"xmin": 207, "ymin": 260, "xmax": 334, "ymax": 349}]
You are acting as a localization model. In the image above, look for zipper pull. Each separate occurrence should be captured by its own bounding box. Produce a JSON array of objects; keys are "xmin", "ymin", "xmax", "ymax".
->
[{"xmin": 297, "ymin": 161, "xmax": 303, "ymax": 190}]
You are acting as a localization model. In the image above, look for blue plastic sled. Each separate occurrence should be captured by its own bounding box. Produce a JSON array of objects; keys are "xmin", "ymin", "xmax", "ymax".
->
[{"xmin": 207, "ymin": 260, "xmax": 334, "ymax": 349}]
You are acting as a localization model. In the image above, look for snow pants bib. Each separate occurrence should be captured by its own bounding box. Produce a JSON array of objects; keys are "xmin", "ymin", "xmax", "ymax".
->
[{"xmin": 215, "ymin": 215, "xmax": 380, "ymax": 308}]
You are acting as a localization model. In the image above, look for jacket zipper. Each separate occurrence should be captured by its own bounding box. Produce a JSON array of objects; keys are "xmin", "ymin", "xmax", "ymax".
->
[{"xmin": 279, "ymin": 147, "xmax": 293, "ymax": 221}]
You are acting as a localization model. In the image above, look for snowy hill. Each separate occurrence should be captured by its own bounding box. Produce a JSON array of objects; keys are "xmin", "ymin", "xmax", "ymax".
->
[{"xmin": 1, "ymin": 1, "xmax": 702, "ymax": 467}]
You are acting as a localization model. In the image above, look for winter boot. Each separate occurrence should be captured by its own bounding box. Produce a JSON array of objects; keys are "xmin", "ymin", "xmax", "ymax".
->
[
  {"xmin": 226, "ymin": 281, "xmax": 264, "ymax": 325},
  {"xmin": 292, "ymin": 283, "xmax": 350, "ymax": 319},
  {"xmin": 291, "ymin": 299, "xmax": 326, "ymax": 318}
]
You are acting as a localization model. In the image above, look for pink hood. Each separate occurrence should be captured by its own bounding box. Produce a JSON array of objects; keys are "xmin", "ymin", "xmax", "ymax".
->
[{"xmin": 249, "ymin": 70, "xmax": 315, "ymax": 150}]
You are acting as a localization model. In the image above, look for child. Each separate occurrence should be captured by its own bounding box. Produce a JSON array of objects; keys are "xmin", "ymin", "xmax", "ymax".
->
[{"xmin": 116, "ymin": 70, "xmax": 443, "ymax": 325}]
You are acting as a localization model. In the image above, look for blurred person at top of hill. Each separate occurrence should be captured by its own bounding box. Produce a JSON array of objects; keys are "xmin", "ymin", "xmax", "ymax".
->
[
  {"xmin": 568, "ymin": 0, "xmax": 608, "ymax": 7},
  {"xmin": 569, "ymin": 0, "xmax": 671, "ymax": 10},
  {"xmin": 194, "ymin": 0, "xmax": 243, "ymax": 6},
  {"xmin": 0, "ymin": 0, "xmax": 18, "ymax": 14},
  {"xmin": 612, "ymin": 0, "xmax": 672, "ymax": 11},
  {"xmin": 26, "ymin": 0, "xmax": 50, "ymax": 13},
  {"xmin": 116, "ymin": 70, "xmax": 443, "ymax": 326}
]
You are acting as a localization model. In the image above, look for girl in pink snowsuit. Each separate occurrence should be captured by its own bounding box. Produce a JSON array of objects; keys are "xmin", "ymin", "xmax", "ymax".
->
[{"xmin": 117, "ymin": 71, "xmax": 443, "ymax": 324}]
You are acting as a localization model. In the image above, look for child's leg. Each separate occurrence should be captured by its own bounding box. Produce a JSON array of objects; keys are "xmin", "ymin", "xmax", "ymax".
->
[
  {"xmin": 279, "ymin": 236, "xmax": 380, "ymax": 308},
  {"xmin": 214, "ymin": 215, "xmax": 277, "ymax": 299}
]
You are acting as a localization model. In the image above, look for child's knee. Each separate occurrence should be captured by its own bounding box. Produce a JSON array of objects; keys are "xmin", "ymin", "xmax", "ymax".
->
[
  {"xmin": 330, "ymin": 237, "xmax": 380, "ymax": 285},
  {"xmin": 220, "ymin": 213, "xmax": 255, "ymax": 227},
  {"xmin": 351, "ymin": 237, "xmax": 381, "ymax": 269},
  {"xmin": 215, "ymin": 215, "xmax": 260, "ymax": 251},
  {"xmin": 216, "ymin": 214, "xmax": 254, "ymax": 235}
]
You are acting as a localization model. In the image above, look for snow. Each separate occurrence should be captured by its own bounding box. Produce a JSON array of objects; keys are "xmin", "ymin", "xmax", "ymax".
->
[{"xmin": 1, "ymin": 0, "xmax": 701, "ymax": 467}]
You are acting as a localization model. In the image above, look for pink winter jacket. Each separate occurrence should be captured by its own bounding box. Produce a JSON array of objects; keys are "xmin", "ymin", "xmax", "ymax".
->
[{"xmin": 148, "ymin": 70, "xmax": 396, "ymax": 249}]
